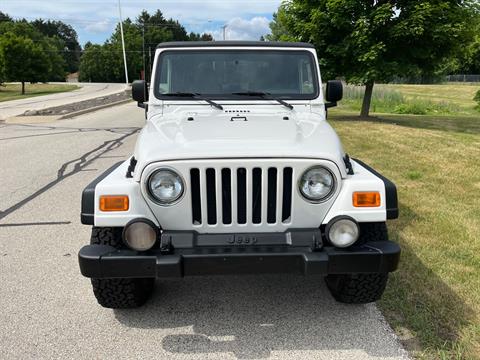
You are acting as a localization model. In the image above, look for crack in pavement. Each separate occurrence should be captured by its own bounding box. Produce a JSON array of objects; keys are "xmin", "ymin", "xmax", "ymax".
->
[
  {"xmin": 0, "ymin": 128, "xmax": 140, "ymax": 221},
  {"xmin": 0, "ymin": 221, "xmax": 71, "ymax": 227},
  {"xmin": 0, "ymin": 124, "xmax": 139, "ymax": 141}
]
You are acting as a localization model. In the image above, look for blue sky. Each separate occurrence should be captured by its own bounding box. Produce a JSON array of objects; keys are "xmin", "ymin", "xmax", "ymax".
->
[{"xmin": 1, "ymin": 0, "xmax": 281, "ymax": 45}]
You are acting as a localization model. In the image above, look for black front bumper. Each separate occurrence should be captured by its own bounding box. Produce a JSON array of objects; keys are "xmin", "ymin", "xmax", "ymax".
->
[{"xmin": 79, "ymin": 230, "xmax": 400, "ymax": 278}]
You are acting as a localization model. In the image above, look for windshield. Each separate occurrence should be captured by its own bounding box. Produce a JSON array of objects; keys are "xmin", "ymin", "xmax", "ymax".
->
[{"xmin": 154, "ymin": 50, "xmax": 319, "ymax": 100}]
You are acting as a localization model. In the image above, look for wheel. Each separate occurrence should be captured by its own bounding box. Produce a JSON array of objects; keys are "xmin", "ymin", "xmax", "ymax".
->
[
  {"xmin": 325, "ymin": 273, "xmax": 389, "ymax": 304},
  {"xmin": 358, "ymin": 222, "xmax": 388, "ymax": 244},
  {"xmin": 89, "ymin": 227, "xmax": 154, "ymax": 309},
  {"xmin": 325, "ymin": 222, "xmax": 389, "ymax": 304}
]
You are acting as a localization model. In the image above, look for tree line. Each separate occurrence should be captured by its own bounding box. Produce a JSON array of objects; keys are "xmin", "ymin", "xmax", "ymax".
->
[
  {"xmin": 0, "ymin": 9, "xmax": 212, "ymax": 91},
  {"xmin": 265, "ymin": 0, "xmax": 480, "ymax": 116},
  {"xmin": 79, "ymin": 10, "xmax": 212, "ymax": 83}
]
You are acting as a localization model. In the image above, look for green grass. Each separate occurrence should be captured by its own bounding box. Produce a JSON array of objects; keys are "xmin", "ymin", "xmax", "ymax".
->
[
  {"xmin": 0, "ymin": 83, "xmax": 79, "ymax": 102},
  {"xmin": 342, "ymin": 83, "xmax": 479, "ymax": 116},
  {"xmin": 329, "ymin": 89, "xmax": 480, "ymax": 358}
]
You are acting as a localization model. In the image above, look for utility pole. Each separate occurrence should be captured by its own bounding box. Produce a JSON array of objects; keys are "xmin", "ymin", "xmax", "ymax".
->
[
  {"xmin": 222, "ymin": 24, "xmax": 227, "ymax": 40},
  {"xmin": 142, "ymin": 24, "xmax": 146, "ymax": 80},
  {"xmin": 148, "ymin": 46, "xmax": 152, "ymax": 83},
  {"xmin": 118, "ymin": 0, "xmax": 129, "ymax": 84}
]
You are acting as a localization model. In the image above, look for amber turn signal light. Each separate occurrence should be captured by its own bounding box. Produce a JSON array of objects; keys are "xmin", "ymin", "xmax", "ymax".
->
[
  {"xmin": 353, "ymin": 192, "xmax": 380, "ymax": 207},
  {"xmin": 100, "ymin": 195, "xmax": 129, "ymax": 211}
]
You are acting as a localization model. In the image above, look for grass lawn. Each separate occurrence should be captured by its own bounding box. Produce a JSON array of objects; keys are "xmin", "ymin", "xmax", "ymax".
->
[
  {"xmin": 329, "ymin": 83, "xmax": 480, "ymax": 359},
  {"xmin": 0, "ymin": 83, "xmax": 80, "ymax": 102}
]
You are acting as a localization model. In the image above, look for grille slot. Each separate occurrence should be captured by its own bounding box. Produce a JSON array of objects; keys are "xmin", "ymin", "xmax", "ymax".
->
[
  {"xmin": 206, "ymin": 168, "xmax": 217, "ymax": 224},
  {"xmin": 252, "ymin": 168, "xmax": 262, "ymax": 224},
  {"xmin": 221, "ymin": 169, "xmax": 232, "ymax": 224},
  {"xmin": 282, "ymin": 167, "xmax": 293, "ymax": 223},
  {"xmin": 237, "ymin": 168, "xmax": 247, "ymax": 224},
  {"xmin": 190, "ymin": 166, "xmax": 293, "ymax": 226},
  {"xmin": 190, "ymin": 169, "xmax": 202, "ymax": 225},
  {"xmin": 267, "ymin": 168, "xmax": 277, "ymax": 224}
]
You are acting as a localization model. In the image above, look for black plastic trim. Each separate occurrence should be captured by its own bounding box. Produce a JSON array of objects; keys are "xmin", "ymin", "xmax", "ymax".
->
[
  {"xmin": 126, "ymin": 156, "xmax": 137, "ymax": 178},
  {"xmin": 78, "ymin": 230, "xmax": 400, "ymax": 279},
  {"xmin": 353, "ymin": 159, "xmax": 399, "ymax": 219},
  {"xmin": 156, "ymin": 41, "xmax": 315, "ymax": 49},
  {"xmin": 80, "ymin": 161, "xmax": 123, "ymax": 225},
  {"xmin": 343, "ymin": 154, "xmax": 354, "ymax": 175}
]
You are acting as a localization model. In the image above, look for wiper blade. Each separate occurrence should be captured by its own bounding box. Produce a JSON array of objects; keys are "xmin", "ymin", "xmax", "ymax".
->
[
  {"xmin": 232, "ymin": 91, "xmax": 294, "ymax": 110},
  {"xmin": 162, "ymin": 92, "xmax": 223, "ymax": 110}
]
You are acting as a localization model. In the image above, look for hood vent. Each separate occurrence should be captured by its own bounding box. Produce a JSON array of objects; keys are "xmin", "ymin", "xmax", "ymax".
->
[{"xmin": 225, "ymin": 110, "xmax": 250, "ymax": 113}]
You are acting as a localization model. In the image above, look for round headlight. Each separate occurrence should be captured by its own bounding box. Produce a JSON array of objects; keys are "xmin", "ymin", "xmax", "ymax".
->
[
  {"xmin": 326, "ymin": 216, "xmax": 360, "ymax": 248},
  {"xmin": 147, "ymin": 168, "xmax": 184, "ymax": 205},
  {"xmin": 123, "ymin": 219, "xmax": 158, "ymax": 251},
  {"xmin": 299, "ymin": 166, "xmax": 335, "ymax": 202}
]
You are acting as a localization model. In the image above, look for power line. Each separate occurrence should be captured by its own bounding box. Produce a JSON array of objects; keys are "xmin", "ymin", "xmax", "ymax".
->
[{"xmin": 0, "ymin": 16, "xmax": 215, "ymax": 27}]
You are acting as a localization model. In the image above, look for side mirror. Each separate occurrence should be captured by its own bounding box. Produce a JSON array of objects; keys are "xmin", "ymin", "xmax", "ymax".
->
[
  {"xmin": 132, "ymin": 80, "xmax": 148, "ymax": 109},
  {"xmin": 325, "ymin": 80, "xmax": 343, "ymax": 109}
]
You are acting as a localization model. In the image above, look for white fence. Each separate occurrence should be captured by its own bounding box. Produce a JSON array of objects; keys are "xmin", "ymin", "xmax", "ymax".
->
[{"xmin": 446, "ymin": 74, "xmax": 480, "ymax": 82}]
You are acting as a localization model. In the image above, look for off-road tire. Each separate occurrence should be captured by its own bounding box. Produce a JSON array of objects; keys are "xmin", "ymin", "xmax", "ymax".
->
[
  {"xmin": 89, "ymin": 227, "xmax": 154, "ymax": 309},
  {"xmin": 325, "ymin": 222, "xmax": 389, "ymax": 304},
  {"xmin": 358, "ymin": 222, "xmax": 388, "ymax": 244},
  {"xmin": 325, "ymin": 273, "xmax": 389, "ymax": 304}
]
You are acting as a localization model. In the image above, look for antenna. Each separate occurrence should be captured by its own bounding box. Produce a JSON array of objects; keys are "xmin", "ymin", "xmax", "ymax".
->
[{"xmin": 118, "ymin": 0, "xmax": 129, "ymax": 84}]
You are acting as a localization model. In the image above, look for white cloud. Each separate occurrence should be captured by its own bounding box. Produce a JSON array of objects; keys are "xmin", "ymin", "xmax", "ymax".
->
[
  {"xmin": 84, "ymin": 20, "xmax": 112, "ymax": 34},
  {"xmin": 207, "ymin": 16, "xmax": 271, "ymax": 41}
]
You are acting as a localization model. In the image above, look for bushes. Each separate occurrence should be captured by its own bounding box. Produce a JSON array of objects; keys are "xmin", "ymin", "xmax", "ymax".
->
[
  {"xmin": 342, "ymin": 85, "xmax": 460, "ymax": 115},
  {"xmin": 393, "ymin": 100, "xmax": 460, "ymax": 115}
]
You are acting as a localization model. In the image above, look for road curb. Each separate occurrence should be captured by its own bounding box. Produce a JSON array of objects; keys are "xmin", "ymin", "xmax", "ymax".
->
[{"xmin": 59, "ymin": 98, "xmax": 133, "ymax": 119}]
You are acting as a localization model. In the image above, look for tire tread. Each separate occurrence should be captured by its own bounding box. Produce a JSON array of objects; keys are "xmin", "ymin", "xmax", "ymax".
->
[
  {"xmin": 325, "ymin": 222, "xmax": 390, "ymax": 304},
  {"xmin": 89, "ymin": 227, "xmax": 154, "ymax": 309}
]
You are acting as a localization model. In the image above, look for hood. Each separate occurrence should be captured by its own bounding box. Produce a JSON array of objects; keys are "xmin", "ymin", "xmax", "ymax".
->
[{"xmin": 133, "ymin": 108, "xmax": 347, "ymax": 180}]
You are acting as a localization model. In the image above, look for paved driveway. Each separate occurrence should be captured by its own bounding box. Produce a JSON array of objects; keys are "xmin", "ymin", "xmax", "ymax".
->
[{"xmin": 0, "ymin": 82, "xmax": 126, "ymax": 120}]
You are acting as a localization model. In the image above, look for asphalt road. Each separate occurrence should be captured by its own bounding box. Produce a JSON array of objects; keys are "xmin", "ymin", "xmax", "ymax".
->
[
  {"xmin": 0, "ymin": 103, "xmax": 409, "ymax": 359},
  {"xmin": 0, "ymin": 83, "xmax": 126, "ymax": 120}
]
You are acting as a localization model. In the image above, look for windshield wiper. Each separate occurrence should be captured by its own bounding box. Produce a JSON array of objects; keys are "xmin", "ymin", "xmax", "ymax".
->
[
  {"xmin": 162, "ymin": 92, "xmax": 223, "ymax": 110},
  {"xmin": 232, "ymin": 91, "xmax": 294, "ymax": 110}
]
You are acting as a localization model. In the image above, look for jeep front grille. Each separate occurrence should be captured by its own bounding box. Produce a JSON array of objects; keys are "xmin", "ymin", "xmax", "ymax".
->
[
  {"xmin": 141, "ymin": 159, "xmax": 341, "ymax": 234},
  {"xmin": 189, "ymin": 167, "xmax": 293, "ymax": 226}
]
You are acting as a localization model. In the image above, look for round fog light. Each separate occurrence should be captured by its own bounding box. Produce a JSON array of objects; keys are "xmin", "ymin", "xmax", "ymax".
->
[
  {"xmin": 326, "ymin": 216, "xmax": 360, "ymax": 248},
  {"xmin": 123, "ymin": 219, "xmax": 158, "ymax": 251}
]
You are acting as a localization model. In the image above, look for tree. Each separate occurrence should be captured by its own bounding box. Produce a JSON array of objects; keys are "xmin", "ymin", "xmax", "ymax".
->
[
  {"xmin": 32, "ymin": 19, "xmax": 82, "ymax": 73},
  {"xmin": 265, "ymin": 9, "xmax": 295, "ymax": 42},
  {"xmin": 0, "ymin": 33, "xmax": 51, "ymax": 94},
  {"xmin": 0, "ymin": 17, "xmax": 67, "ymax": 84},
  {"xmin": 272, "ymin": 0, "xmax": 478, "ymax": 117},
  {"xmin": 457, "ymin": 10, "xmax": 480, "ymax": 75},
  {"xmin": 0, "ymin": 11, "xmax": 12, "ymax": 22},
  {"xmin": 78, "ymin": 43, "xmax": 120, "ymax": 82}
]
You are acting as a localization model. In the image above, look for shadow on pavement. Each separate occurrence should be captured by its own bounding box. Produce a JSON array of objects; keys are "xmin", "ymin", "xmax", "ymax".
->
[{"xmin": 115, "ymin": 275, "xmax": 404, "ymax": 359}]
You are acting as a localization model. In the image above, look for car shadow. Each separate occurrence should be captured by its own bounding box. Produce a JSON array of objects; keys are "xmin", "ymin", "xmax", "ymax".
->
[
  {"xmin": 114, "ymin": 274, "xmax": 405, "ymax": 359},
  {"xmin": 329, "ymin": 112, "xmax": 480, "ymax": 135}
]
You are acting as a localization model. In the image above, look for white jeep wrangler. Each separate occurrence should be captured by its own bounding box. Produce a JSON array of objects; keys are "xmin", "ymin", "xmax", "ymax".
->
[{"xmin": 79, "ymin": 41, "xmax": 400, "ymax": 309}]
